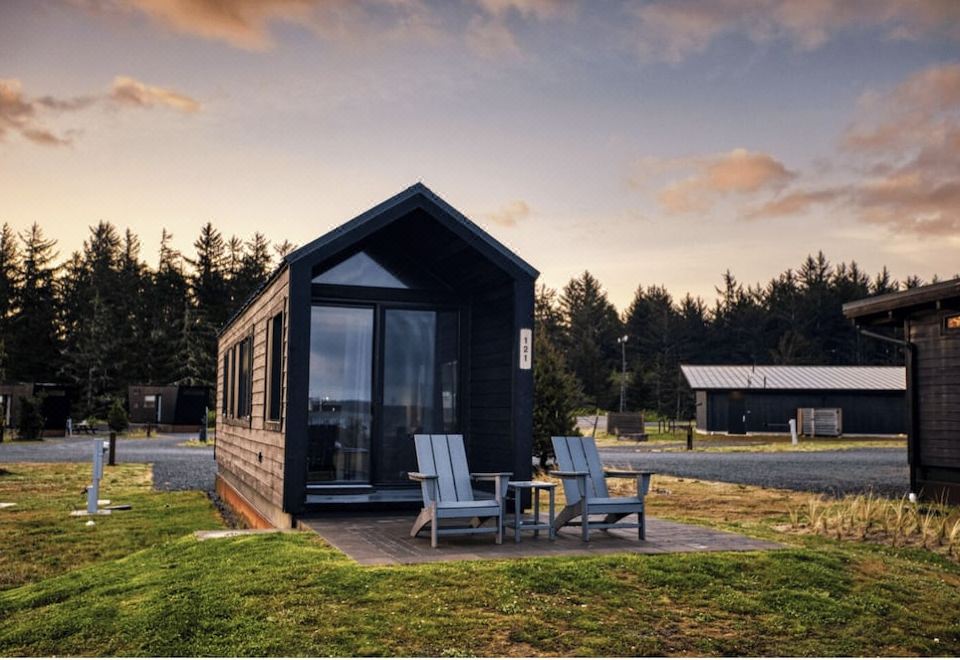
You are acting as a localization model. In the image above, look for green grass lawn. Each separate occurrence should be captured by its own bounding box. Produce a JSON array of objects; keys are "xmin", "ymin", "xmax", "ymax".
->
[
  {"xmin": 0, "ymin": 463, "xmax": 223, "ymax": 590},
  {"xmin": 1, "ymin": 464, "xmax": 958, "ymax": 656}
]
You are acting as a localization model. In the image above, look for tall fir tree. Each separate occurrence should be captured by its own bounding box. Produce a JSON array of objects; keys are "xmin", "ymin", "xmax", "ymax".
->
[
  {"xmin": 9, "ymin": 223, "xmax": 60, "ymax": 382},
  {"xmin": 559, "ymin": 271, "xmax": 623, "ymax": 409},
  {"xmin": 0, "ymin": 224, "xmax": 21, "ymax": 381},
  {"xmin": 186, "ymin": 223, "xmax": 228, "ymax": 385},
  {"xmin": 148, "ymin": 229, "xmax": 190, "ymax": 385}
]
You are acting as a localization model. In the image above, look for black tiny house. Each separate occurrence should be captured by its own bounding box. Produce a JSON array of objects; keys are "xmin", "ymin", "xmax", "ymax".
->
[
  {"xmin": 844, "ymin": 278, "xmax": 960, "ymax": 503},
  {"xmin": 128, "ymin": 385, "xmax": 212, "ymax": 429},
  {"xmin": 216, "ymin": 184, "xmax": 537, "ymax": 528},
  {"xmin": 0, "ymin": 383, "xmax": 73, "ymax": 436},
  {"xmin": 681, "ymin": 365, "xmax": 906, "ymax": 435}
]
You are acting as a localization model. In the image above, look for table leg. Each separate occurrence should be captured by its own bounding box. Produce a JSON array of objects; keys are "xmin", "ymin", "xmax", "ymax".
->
[
  {"xmin": 514, "ymin": 487, "xmax": 521, "ymax": 543},
  {"xmin": 533, "ymin": 487, "xmax": 540, "ymax": 539},
  {"xmin": 548, "ymin": 488, "xmax": 555, "ymax": 540}
]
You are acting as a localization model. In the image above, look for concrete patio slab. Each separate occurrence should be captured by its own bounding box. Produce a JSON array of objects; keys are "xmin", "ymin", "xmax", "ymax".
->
[{"xmin": 298, "ymin": 513, "xmax": 781, "ymax": 565}]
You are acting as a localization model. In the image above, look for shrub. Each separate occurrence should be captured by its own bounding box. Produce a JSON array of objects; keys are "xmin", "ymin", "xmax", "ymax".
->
[{"xmin": 107, "ymin": 399, "xmax": 129, "ymax": 434}]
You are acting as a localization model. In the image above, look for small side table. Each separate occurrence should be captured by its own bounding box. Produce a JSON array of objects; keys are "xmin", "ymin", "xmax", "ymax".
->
[{"xmin": 505, "ymin": 480, "xmax": 556, "ymax": 543}]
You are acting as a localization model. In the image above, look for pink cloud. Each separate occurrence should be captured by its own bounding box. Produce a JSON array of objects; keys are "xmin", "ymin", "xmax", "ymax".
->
[
  {"xmin": 111, "ymin": 76, "xmax": 201, "ymax": 113},
  {"xmin": 654, "ymin": 148, "xmax": 796, "ymax": 214}
]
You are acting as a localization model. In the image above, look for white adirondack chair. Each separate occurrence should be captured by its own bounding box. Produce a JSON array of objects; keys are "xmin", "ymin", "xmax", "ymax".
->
[
  {"xmin": 551, "ymin": 436, "xmax": 653, "ymax": 541},
  {"xmin": 408, "ymin": 434, "xmax": 511, "ymax": 548}
]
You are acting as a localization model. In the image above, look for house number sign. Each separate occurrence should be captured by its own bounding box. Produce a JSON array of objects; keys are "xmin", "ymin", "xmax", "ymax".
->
[{"xmin": 519, "ymin": 328, "xmax": 532, "ymax": 370}]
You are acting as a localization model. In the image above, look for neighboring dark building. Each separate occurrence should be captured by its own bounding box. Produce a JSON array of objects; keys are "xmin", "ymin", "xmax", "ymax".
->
[
  {"xmin": 681, "ymin": 365, "xmax": 906, "ymax": 436},
  {"xmin": 0, "ymin": 382, "xmax": 73, "ymax": 436},
  {"xmin": 128, "ymin": 385, "xmax": 212, "ymax": 429},
  {"xmin": 844, "ymin": 278, "xmax": 960, "ymax": 503},
  {"xmin": 215, "ymin": 184, "xmax": 537, "ymax": 528}
]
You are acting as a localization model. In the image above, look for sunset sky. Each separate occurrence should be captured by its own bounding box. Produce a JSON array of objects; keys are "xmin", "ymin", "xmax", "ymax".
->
[{"xmin": 1, "ymin": 0, "xmax": 958, "ymax": 309}]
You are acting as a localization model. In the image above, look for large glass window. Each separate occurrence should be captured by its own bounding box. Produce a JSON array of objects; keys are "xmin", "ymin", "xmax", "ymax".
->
[
  {"xmin": 376, "ymin": 309, "xmax": 459, "ymax": 484},
  {"xmin": 307, "ymin": 306, "xmax": 374, "ymax": 484}
]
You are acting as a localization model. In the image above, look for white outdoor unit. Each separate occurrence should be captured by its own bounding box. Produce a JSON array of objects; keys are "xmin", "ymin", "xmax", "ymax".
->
[{"xmin": 797, "ymin": 408, "xmax": 842, "ymax": 437}]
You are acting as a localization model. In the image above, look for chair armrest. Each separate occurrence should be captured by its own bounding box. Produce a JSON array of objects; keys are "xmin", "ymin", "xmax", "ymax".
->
[
  {"xmin": 407, "ymin": 472, "xmax": 438, "ymax": 482},
  {"xmin": 604, "ymin": 469, "xmax": 655, "ymax": 478},
  {"xmin": 471, "ymin": 473, "xmax": 511, "ymax": 501},
  {"xmin": 551, "ymin": 470, "xmax": 589, "ymax": 478},
  {"xmin": 470, "ymin": 472, "xmax": 513, "ymax": 479}
]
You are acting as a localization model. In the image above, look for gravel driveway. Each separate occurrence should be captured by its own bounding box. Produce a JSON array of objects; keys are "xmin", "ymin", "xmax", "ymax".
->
[
  {"xmin": 599, "ymin": 446, "xmax": 910, "ymax": 497},
  {"xmin": 0, "ymin": 434, "xmax": 215, "ymax": 492}
]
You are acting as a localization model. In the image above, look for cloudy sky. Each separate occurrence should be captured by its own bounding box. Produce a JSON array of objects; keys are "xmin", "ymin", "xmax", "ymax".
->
[{"xmin": 1, "ymin": 0, "xmax": 958, "ymax": 308}]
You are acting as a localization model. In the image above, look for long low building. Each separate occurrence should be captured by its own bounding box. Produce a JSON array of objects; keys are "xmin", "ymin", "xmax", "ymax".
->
[{"xmin": 681, "ymin": 364, "xmax": 906, "ymax": 436}]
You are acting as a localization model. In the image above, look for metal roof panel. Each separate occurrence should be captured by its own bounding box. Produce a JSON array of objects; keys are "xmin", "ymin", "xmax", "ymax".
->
[{"xmin": 680, "ymin": 364, "xmax": 905, "ymax": 391}]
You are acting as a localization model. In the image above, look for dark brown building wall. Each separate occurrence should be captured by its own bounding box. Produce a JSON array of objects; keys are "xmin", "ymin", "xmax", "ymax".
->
[{"xmin": 909, "ymin": 311, "xmax": 960, "ymax": 501}]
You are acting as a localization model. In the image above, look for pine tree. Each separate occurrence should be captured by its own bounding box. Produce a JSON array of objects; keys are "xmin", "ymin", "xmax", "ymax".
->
[
  {"xmin": 533, "ymin": 327, "xmax": 580, "ymax": 468},
  {"xmin": 559, "ymin": 272, "xmax": 623, "ymax": 408},
  {"xmin": 234, "ymin": 232, "xmax": 272, "ymax": 303},
  {"xmin": 9, "ymin": 223, "xmax": 60, "ymax": 382},
  {"xmin": 273, "ymin": 239, "xmax": 297, "ymax": 260},
  {"xmin": 186, "ymin": 223, "xmax": 228, "ymax": 385},
  {"xmin": 0, "ymin": 224, "xmax": 20, "ymax": 381},
  {"xmin": 60, "ymin": 222, "xmax": 124, "ymax": 415},
  {"xmin": 148, "ymin": 230, "xmax": 189, "ymax": 385}
]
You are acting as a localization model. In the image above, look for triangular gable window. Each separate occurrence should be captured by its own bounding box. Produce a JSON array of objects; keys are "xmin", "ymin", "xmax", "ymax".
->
[{"xmin": 312, "ymin": 250, "xmax": 442, "ymax": 290}]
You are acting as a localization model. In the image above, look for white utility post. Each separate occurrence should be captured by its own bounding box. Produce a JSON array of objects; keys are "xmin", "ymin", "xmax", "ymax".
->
[
  {"xmin": 789, "ymin": 418, "xmax": 798, "ymax": 446},
  {"xmin": 87, "ymin": 440, "xmax": 109, "ymax": 514}
]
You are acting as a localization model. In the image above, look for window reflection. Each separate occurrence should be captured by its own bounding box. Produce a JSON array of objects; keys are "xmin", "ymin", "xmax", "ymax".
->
[{"xmin": 307, "ymin": 306, "xmax": 373, "ymax": 483}]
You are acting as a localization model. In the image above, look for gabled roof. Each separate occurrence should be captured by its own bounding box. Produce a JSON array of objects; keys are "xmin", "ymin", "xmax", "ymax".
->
[
  {"xmin": 843, "ymin": 277, "xmax": 960, "ymax": 323},
  {"xmin": 680, "ymin": 364, "xmax": 905, "ymax": 391},
  {"xmin": 219, "ymin": 183, "xmax": 537, "ymax": 335},
  {"xmin": 286, "ymin": 182, "xmax": 538, "ymax": 279}
]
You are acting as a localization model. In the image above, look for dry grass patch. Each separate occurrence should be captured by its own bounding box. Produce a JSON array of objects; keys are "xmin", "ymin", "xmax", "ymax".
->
[{"xmin": 783, "ymin": 492, "xmax": 960, "ymax": 561}]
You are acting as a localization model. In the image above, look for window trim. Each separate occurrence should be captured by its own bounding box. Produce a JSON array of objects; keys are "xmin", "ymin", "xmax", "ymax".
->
[
  {"xmin": 943, "ymin": 311, "xmax": 960, "ymax": 336},
  {"xmin": 223, "ymin": 327, "xmax": 254, "ymax": 422},
  {"xmin": 265, "ymin": 310, "xmax": 284, "ymax": 423}
]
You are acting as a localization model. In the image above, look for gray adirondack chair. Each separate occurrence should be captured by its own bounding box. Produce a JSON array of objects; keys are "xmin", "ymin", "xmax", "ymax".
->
[
  {"xmin": 551, "ymin": 436, "xmax": 653, "ymax": 541},
  {"xmin": 408, "ymin": 434, "xmax": 511, "ymax": 548}
]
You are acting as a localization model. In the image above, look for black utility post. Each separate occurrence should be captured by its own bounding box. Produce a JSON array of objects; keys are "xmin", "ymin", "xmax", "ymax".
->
[
  {"xmin": 686, "ymin": 423, "xmax": 693, "ymax": 451},
  {"xmin": 108, "ymin": 432, "xmax": 117, "ymax": 466},
  {"xmin": 199, "ymin": 408, "xmax": 207, "ymax": 443},
  {"xmin": 616, "ymin": 335, "xmax": 629, "ymax": 413}
]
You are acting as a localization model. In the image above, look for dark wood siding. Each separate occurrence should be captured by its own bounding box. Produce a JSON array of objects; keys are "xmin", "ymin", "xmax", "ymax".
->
[
  {"xmin": 467, "ymin": 283, "xmax": 514, "ymax": 474},
  {"xmin": 700, "ymin": 389, "xmax": 905, "ymax": 434},
  {"xmin": 909, "ymin": 312, "xmax": 960, "ymax": 472}
]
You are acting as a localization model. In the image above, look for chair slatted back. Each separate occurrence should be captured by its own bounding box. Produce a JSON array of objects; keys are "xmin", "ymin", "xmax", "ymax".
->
[
  {"xmin": 414, "ymin": 434, "xmax": 474, "ymax": 505},
  {"xmin": 552, "ymin": 436, "xmax": 609, "ymax": 503}
]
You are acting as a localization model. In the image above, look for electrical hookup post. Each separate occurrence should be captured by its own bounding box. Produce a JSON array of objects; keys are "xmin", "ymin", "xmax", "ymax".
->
[
  {"xmin": 70, "ymin": 439, "xmax": 133, "ymax": 519},
  {"xmin": 70, "ymin": 440, "xmax": 112, "ymax": 517}
]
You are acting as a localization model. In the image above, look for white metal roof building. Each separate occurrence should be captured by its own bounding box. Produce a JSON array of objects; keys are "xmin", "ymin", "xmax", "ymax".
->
[
  {"xmin": 680, "ymin": 365, "xmax": 905, "ymax": 392},
  {"xmin": 681, "ymin": 364, "xmax": 906, "ymax": 435}
]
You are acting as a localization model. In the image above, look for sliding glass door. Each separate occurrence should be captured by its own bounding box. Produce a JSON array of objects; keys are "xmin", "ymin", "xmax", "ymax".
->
[
  {"xmin": 375, "ymin": 309, "xmax": 459, "ymax": 484},
  {"xmin": 307, "ymin": 304, "xmax": 458, "ymax": 487}
]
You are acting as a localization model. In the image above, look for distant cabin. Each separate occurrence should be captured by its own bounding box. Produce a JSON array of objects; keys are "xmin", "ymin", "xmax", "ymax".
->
[
  {"xmin": 681, "ymin": 365, "xmax": 906, "ymax": 436},
  {"xmin": 127, "ymin": 385, "xmax": 212, "ymax": 429},
  {"xmin": 215, "ymin": 184, "xmax": 537, "ymax": 529},
  {"xmin": 0, "ymin": 382, "xmax": 73, "ymax": 437},
  {"xmin": 844, "ymin": 278, "xmax": 960, "ymax": 503}
]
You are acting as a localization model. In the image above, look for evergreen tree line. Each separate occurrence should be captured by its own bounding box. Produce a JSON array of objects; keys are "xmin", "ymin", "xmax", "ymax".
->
[
  {"xmin": 0, "ymin": 221, "xmax": 295, "ymax": 418},
  {"xmin": 535, "ymin": 252, "xmax": 952, "ymax": 421}
]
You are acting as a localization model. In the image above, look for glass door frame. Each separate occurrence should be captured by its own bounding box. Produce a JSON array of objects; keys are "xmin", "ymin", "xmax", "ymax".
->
[{"xmin": 309, "ymin": 284, "xmax": 467, "ymax": 489}]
